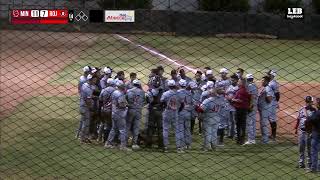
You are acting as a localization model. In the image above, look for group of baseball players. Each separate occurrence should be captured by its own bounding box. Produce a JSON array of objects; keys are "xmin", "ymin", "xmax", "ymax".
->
[
  {"xmin": 295, "ymin": 96, "xmax": 320, "ymax": 173},
  {"xmin": 76, "ymin": 65, "xmax": 287, "ymax": 154}
]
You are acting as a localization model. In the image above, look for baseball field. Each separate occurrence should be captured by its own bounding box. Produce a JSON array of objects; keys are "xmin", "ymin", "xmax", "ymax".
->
[{"xmin": 1, "ymin": 30, "xmax": 320, "ymax": 179}]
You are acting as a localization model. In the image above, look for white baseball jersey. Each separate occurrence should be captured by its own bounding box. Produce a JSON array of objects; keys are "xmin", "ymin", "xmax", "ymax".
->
[{"xmin": 258, "ymin": 85, "xmax": 274, "ymax": 110}]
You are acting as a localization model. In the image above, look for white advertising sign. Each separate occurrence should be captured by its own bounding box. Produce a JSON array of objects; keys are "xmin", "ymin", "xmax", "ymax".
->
[{"xmin": 104, "ymin": 10, "xmax": 135, "ymax": 23}]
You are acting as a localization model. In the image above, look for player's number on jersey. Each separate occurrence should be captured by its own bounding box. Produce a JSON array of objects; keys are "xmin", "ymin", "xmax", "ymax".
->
[
  {"xmin": 40, "ymin": 10, "xmax": 48, "ymax": 17},
  {"xmin": 212, "ymin": 105, "xmax": 221, "ymax": 112}
]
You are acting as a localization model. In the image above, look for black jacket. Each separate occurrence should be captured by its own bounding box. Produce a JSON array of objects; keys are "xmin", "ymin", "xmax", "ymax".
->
[{"xmin": 307, "ymin": 110, "xmax": 320, "ymax": 132}]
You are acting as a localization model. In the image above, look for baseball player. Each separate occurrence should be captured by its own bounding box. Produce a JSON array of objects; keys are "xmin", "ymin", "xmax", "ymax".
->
[
  {"xmin": 114, "ymin": 71, "xmax": 126, "ymax": 82},
  {"xmin": 204, "ymin": 70, "xmax": 216, "ymax": 83},
  {"xmin": 216, "ymin": 68, "xmax": 231, "ymax": 146},
  {"xmin": 145, "ymin": 75, "xmax": 164, "ymax": 149},
  {"xmin": 197, "ymin": 89, "xmax": 227, "ymax": 151},
  {"xmin": 178, "ymin": 68, "xmax": 192, "ymax": 84},
  {"xmin": 100, "ymin": 67, "xmax": 112, "ymax": 89},
  {"xmin": 177, "ymin": 79, "xmax": 193, "ymax": 149},
  {"xmin": 105, "ymin": 80, "xmax": 130, "ymax": 151},
  {"xmin": 267, "ymin": 70, "xmax": 280, "ymax": 142},
  {"xmin": 258, "ymin": 76, "xmax": 274, "ymax": 144},
  {"xmin": 79, "ymin": 74, "xmax": 96, "ymax": 144},
  {"xmin": 316, "ymin": 98, "xmax": 320, "ymax": 110},
  {"xmin": 76, "ymin": 66, "xmax": 91, "ymax": 139},
  {"xmin": 165, "ymin": 70, "xmax": 180, "ymax": 90},
  {"xmin": 89, "ymin": 68, "xmax": 101, "ymax": 140},
  {"xmin": 161, "ymin": 80, "xmax": 183, "ymax": 153},
  {"xmin": 306, "ymin": 106, "xmax": 320, "ymax": 173},
  {"xmin": 191, "ymin": 71, "xmax": 206, "ymax": 135},
  {"xmin": 244, "ymin": 74, "xmax": 258, "ymax": 145},
  {"xmin": 236, "ymin": 68, "xmax": 244, "ymax": 80},
  {"xmin": 126, "ymin": 72, "xmax": 137, "ymax": 90},
  {"xmin": 295, "ymin": 96, "xmax": 317, "ymax": 168},
  {"xmin": 225, "ymin": 74, "xmax": 239, "ymax": 139},
  {"xmin": 126, "ymin": 79, "xmax": 145, "ymax": 150},
  {"xmin": 98, "ymin": 78, "xmax": 116, "ymax": 143}
]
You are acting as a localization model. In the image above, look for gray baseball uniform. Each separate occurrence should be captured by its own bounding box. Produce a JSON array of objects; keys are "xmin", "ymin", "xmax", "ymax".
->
[
  {"xmin": 161, "ymin": 89, "xmax": 182, "ymax": 148},
  {"xmin": 98, "ymin": 86, "xmax": 116, "ymax": 141},
  {"xmin": 200, "ymin": 96, "xmax": 227, "ymax": 149},
  {"xmin": 126, "ymin": 87, "xmax": 145, "ymax": 145},
  {"xmin": 178, "ymin": 88, "xmax": 193, "ymax": 147},
  {"xmin": 106, "ymin": 89, "xmax": 128, "ymax": 148},
  {"xmin": 246, "ymin": 82, "xmax": 258, "ymax": 142},
  {"xmin": 79, "ymin": 82, "xmax": 95, "ymax": 141},
  {"xmin": 258, "ymin": 85, "xmax": 274, "ymax": 143},
  {"xmin": 226, "ymin": 84, "xmax": 239, "ymax": 137},
  {"xmin": 297, "ymin": 106, "xmax": 316, "ymax": 167},
  {"xmin": 269, "ymin": 79, "xmax": 279, "ymax": 122}
]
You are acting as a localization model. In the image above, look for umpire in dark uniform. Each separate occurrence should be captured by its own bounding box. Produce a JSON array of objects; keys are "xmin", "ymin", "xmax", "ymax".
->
[
  {"xmin": 145, "ymin": 69, "xmax": 164, "ymax": 149},
  {"xmin": 306, "ymin": 107, "xmax": 320, "ymax": 173}
]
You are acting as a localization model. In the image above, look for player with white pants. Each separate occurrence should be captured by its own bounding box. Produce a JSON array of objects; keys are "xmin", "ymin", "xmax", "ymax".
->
[
  {"xmin": 76, "ymin": 66, "xmax": 91, "ymax": 139},
  {"xmin": 79, "ymin": 74, "xmax": 96, "ymax": 144},
  {"xmin": 267, "ymin": 70, "xmax": 280, "ymax": 142},
  {"xmin": 225, "ymin": 74, "xmax": 239, "ymax": 139},
  {"xmin": 177, "ymin": 79, "xmax": 193, "ymax": 149},
  {"xmin": 216, "ymin": 68, "xmax": 231, "ymax": 146},
  {"xmin": 197, "ymin": 89, "xmax": 227, "ymax": 151},
  {"xmin": 105, "ymin": 80, "xmax": 130, "ymax": 151},
  {"xmin": 295, "ymin": 96, "xmax": 317, "ymax": 168},
  {"xmin": 161, "ymin": 80, "xmax": 183, "ymax": 153},
  {"xmin": 244, "ymin": 74, "xmax": 258, "ymax": 145},
  {"xmin": 98, "ymin": 78, "xmax": 116, "ymax": 143},
  {"xmin": 258, "ymin": 76, "xmax": 274, "ymax": 144},
  {"xmin": 126, "ymin": 80, "xmax": 145, "ymax": 150}
]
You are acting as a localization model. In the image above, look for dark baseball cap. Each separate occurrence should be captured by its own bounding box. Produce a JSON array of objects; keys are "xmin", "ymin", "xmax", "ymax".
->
[{"xmin": 305, "ymin": 96, "xmax": 314, "ymax": 103}]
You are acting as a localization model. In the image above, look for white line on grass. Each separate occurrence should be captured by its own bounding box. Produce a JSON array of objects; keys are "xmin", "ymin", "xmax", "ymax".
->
[{"xmin": 115, "ymin": 34, "xmax": 197, "ymax": 73}]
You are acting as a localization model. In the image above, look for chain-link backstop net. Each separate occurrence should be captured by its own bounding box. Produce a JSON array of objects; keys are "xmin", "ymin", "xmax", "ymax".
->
[{"xmin": 1, "ymin": 0, "xmax": 320, "ymax": 179}]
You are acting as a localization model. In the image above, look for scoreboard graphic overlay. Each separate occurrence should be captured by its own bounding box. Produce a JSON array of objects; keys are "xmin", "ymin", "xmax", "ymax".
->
[{"xmin": 10, "ymin": 10, "xmax": 135, "ymax": 24}]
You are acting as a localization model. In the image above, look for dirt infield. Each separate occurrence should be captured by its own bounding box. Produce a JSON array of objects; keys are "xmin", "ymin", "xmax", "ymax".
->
[
  {"xmin": 0, "ymin": 30, "xmax": 98, "ymax": 119},
  {"xmin": 1, "ymin": 30, "xmax": 319, "ymax": 138}
]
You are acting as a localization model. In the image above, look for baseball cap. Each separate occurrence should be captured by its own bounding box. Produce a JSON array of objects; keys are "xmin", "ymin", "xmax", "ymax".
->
[
  {"xmin": 116, "ymin": 80, "xmax": 124, "ymax": 87},
  {"xmin": 305, "ymin": 96, "xmax": 314, "ymax": 103},
  {"xmin": 220, "ymin": 68, "xmax": 228, "ymax": 74},
  {"xmin": 246, "ymin": 74, "xmax": 254, "ymax": 79},
  {"xmin": 91, "ymin": 67, "xmax": 97, "ymax": 74},
  {"xmin": 107, "ymin": 78, "xmax": 114, "ymax": 85},
  {"xmin": 206, "ymin": 81, "xmax": 214, "ymax": 88},
  {"xmin": 188, "ymin": 81, "xmax": 197, "ymax": 89},
  {"xmin": 268, "ymin": 70, "xmax": 277, "ymax": 77},
  {"xmin": 167, "ymin": 79, "xmax": 176, "ymax": 87},
  {"xmin": 87, "ymin": 74, "xmax": 93, "ymax": 80},
  {"xmin": 103, "ymin": 67, "xmax": 112, "ymax": 74},
  {"xmin": 83, "ymin": 66, "xmax": 90, "ymax": 72},
  {"xmin": 133, "ymin": 79, "xmax": 141, "ymax": 85},
  {"xmin": 206, "ymin": 70, "xmax": 213, "ymax": 75},
  {"xmin": 179, "ymin": 79, "xmax": 187, "ymax": 87}
]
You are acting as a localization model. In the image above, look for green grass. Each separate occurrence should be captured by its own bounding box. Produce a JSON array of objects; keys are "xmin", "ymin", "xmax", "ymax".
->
[
  {"xmin": 132, "ymin": 35, "xmax": 320, "ymax": 82},
  {"xmin": 1, "ymin": 96, "xmax": 318, "ymax": 179},
  {"xmin": 50, "ymin": 34, "xmax": 320, "ymax": 85}
]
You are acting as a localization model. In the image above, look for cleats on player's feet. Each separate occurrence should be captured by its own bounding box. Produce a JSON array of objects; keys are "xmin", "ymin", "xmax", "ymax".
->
[
  {"xmin": 132, "ymin": 144, "xmax": 140, "ymax": 150},
  {"xmin": 163, "ymin": 147, "xmax": 168, "ymax": 153},
  {"xmin": 177, "ymin": 148, "xmax": 185, "ymax": 153},
  {"xmin": 104, "ymin": 144, "xmax": 115, "ymax": 149}
]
